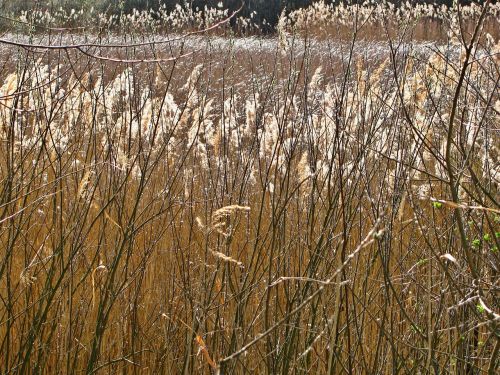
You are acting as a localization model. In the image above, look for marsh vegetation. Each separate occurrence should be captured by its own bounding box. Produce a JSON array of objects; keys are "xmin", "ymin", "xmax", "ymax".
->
[{"xmin": 0, "ymin": 1, "xmax": 499, "ymax": 373}]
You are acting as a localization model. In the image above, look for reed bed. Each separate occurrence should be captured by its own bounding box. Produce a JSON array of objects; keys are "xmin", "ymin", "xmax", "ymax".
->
[
  {"xmin": 2, "ymin": 1, "xmax": 500, "ymax": 39},
  {"xmin": 0, "ymin": 2, "xmax": 499, "ymax": 374},
  {"xmin": 281, "ymin": 0, "xmax": 500, "ymax": 40}
]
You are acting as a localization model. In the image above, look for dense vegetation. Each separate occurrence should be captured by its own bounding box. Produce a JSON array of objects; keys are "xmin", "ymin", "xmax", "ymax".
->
[
  {"xmin": 0, "ymin": 0, "xmax": 491, "ymax": 29},
  {"xmin": 0, "ymin": 1, "xmax": 498, "ymax": 374}
]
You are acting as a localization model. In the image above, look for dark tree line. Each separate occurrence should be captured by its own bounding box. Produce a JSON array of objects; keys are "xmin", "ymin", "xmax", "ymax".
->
[{"xmin": 0, "ymin": 1, "xmax": 491, "ymax": 29}]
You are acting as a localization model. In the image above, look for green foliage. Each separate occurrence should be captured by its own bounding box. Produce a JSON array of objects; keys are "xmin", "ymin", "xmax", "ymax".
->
[
  {"xmin": 476, "ymin": 304, "xmax": 485, "ymax": 314},
  {"xmin": 417, "ymin": 258, "xmax": 428, "ymax": 266},
  {"xmin": 432, "ymin": 201, "xmax": 443, "ymax": 209}
]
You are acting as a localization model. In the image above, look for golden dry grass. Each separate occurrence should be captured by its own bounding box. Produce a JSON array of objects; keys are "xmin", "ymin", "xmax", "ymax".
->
[{"xmin": 0, "ymin": 4, "xmax": 499, "ymax": 374}]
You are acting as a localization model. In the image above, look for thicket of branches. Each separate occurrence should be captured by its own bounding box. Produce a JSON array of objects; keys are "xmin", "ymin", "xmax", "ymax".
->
[{"xmin": 0, "ymin": 1, "xmax": 498, "ymax": 374}]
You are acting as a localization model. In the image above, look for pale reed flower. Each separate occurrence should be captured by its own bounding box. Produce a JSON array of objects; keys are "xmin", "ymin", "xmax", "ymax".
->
[
  {"xmin": 308, "ymin": 66, "xmax": 323, "ymax": 93},
  {"xmin": 297, "ymin": 151, "xmax": 313, "ymax": 182}
]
